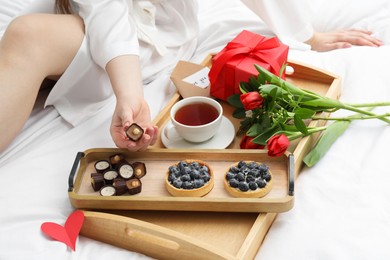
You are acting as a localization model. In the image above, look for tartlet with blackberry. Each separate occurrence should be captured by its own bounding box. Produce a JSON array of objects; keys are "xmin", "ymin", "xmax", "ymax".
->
[
  {"xmin": 224, "ymin": 161, "xmax": 273, "ymax": 198},
  {"xmin": 166, "ymin": 159, "xmax": 214, "ymax": 197}
]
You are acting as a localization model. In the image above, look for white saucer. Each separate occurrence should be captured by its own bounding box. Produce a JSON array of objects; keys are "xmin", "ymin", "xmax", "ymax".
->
[{"xmin": 161, "ymin": 116, "xmax": 235, "ymax": 149}]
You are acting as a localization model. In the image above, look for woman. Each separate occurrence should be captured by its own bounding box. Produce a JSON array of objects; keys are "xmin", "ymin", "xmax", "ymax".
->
[
  {"xmin": 0, "ymin": 0, "xmax": 199, "ymax": 153},
  {"xmin": 0, "ymin": 0, "xmax": 382, "ymax": 154}
]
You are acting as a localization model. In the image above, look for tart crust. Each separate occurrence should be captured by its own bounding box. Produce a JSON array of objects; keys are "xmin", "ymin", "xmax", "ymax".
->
[
  {"xmin": 165, "ymin": 159, "xmax": 214, "ymax": 197},
  {"xmin": 224, "ymin": 161, "xmax": 273, "ymax": 198}
]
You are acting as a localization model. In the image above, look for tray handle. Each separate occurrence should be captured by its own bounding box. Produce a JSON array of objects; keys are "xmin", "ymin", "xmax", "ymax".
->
[
  {"xmin": 68, "ymin": 152, "xmax": 85, "ymax": 192},
  {"xmin": 81, "ymin": 211, "xmax": 232, "ymax": 260},
  {"xmin": 288, "ymin": 153, "xmax": 294, "ymax": 196}
]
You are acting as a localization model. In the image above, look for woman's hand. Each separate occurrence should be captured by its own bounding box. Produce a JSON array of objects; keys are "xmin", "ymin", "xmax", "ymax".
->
[
  {"xmin": 106, "ymin": 55, "xmax": 158, "ymax": 151},
  {"xmin": 306, "ymin": 29, "xmax": 383, "ymax": 52},
  {"xmin": 110, "ymin": 97, "xmax": 158, "ymax": 151}
]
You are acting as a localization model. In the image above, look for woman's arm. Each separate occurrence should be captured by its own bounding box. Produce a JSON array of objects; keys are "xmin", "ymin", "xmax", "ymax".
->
[
  {"xmin": 240, "ymin": 0, "xmax": 382, "ymax": 51},
  {"xmin": 106, "ymin": 55, "xmax": 158, "ymax": 151},
  {"xmin": 73, "ymin": 0, "xmax": 158, "ymax": 150}
]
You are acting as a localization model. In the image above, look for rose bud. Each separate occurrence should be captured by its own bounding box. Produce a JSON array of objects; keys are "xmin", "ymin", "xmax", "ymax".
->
[
  {"xmin": 267, "ymin": 134, "xmax": 290, "ymax": 157},
  {"xmin": 240, "ymin": 92, "xmax": 264, "ymax": 110},
  {"xmin": 240, "ymin": 134, "xmax": 265, "ymax": 149}
]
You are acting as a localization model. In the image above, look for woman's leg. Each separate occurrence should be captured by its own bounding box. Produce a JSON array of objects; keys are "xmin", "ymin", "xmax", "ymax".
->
[{"xmin": 0, "ymin": 14, "xmax": 84, "ymax": 153}]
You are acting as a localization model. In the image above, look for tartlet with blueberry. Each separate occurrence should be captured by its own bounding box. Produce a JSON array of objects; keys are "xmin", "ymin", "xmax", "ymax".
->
[
  {"xmin": 166, "ymin": 159, "xmax": 214, "ymax": 197},
  {"xmin": 224, "ymin": 161, "xmax": 273, "ymax": 198}
]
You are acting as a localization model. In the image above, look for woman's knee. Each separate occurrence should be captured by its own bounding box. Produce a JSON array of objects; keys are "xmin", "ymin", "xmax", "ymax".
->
[{"xmin": 2, "ymin": 14, "xmax": 85, "ymax": 75}]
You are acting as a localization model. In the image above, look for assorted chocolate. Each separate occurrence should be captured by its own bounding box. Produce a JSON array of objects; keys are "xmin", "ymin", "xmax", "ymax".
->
[
  {"xmin": 126, "ymin": 123, "xmax": 144, "ymax": 142},
  {"xmin": 90, "ymin": 153, "xmax": 147, "ymax": 196}
]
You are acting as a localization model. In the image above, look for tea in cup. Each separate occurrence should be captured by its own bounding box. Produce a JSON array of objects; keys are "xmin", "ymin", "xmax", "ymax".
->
[{"xmin": 164, "ymin": 96, "xmax": 223, "ymax": 143}]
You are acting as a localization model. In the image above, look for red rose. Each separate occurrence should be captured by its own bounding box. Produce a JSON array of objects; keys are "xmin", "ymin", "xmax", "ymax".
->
[
  {"xmin": 240, "ymin": 92, "xmax": 264, "ymax": 110},
  {"xmin": 267, "ymin": 134, "xmax": 290, "ymax": 157},
  {"xmin": 240, "ymin": 135, "xmax": 265, "ymax": 149}
]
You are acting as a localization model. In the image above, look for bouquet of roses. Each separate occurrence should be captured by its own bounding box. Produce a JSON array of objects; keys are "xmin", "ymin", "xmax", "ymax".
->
[{"xmin": 228, "ymin": 65, "xmax": 390, "ymax": 167}]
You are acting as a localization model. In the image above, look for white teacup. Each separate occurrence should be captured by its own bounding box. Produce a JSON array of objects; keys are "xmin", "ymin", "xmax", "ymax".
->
[{"xmin": 164, "ymin": 96, "xmax": 223, "ymax": 143}]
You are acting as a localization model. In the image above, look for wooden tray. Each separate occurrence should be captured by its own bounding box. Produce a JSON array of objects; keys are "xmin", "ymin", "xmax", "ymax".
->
[
  {"xmin": 68, "ymin": 148, "xmax": 294, "ymax": 213},
  {"xmin": 76, "ymin": 58, "xmax": 341, "ymax": 259},
  {"xmin": 81, "ymin": 210, "xmax": 275, "ymax": 260}
]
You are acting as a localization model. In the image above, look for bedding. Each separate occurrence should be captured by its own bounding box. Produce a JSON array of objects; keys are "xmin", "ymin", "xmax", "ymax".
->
[{"xmin": 1, "ymin": 0, "xmax": 390, "ymax": 259}]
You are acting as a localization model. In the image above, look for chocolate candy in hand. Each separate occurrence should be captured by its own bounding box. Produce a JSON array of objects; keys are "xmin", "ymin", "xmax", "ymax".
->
[{"xmin": 126, "ymin": 123, "xmax": 144, "ymax": 142}]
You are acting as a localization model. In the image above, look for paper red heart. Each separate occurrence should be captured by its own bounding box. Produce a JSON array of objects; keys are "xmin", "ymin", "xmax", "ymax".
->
[{"xmin": 41, "ymin": 210, "xmax": 84, "ymax": 251}]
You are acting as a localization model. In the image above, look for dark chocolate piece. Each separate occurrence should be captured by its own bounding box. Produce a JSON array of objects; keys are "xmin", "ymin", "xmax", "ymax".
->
[
  {"xmin": 132, "ymin": 161, "xmax": 147, "ymax": 179},
  {"xmin": 99, "ymin": 185, "xmax": 116, "ymax": 196},
  {"xmin": 126, "ymin": 123, "xmax": 144, "ymax": 142},
  {"xmin": 126, "ymin": 178, "xmax": 142, "ymax": 195},
  {"xmin": 112, "ymin": 178, "xmax": 127, "ymax": 195},
  {"xmin": 94, "ymin": 160, "xmax": 110, "ymax": 174},
  {"xmin": 118, "ymin": 163, "xmax": 134, "ymax": 179},
  {"xmin": 103, "ymin": 169, "xmax": 119, "ymax": 185},
  {"xmin": 91, "ymin": 173, "xmax": 105, "ymax": 191},
  {"xmin": 109, "ymin": 154, "xmax": 126, "ymax": 169}
]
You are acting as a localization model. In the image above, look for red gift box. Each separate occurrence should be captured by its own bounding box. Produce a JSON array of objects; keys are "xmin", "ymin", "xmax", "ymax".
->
[{"xmin": 208, "ymin": 30, "xmax": 289, "ymax": 101}]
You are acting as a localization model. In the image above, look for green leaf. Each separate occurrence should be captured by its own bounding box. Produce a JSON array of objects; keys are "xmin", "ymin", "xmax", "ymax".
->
[
  {"xmin": 301, "ymin": 98, "xmax": 343, "ymax": 109},
  {"xmin": 246, "ymin": 123, "xmax": 262, "ymax": 137},
  {"xmin": 294, "ymin": 107, "xmax": 316, "ymax": 119},
  {"xmin": 303, "ymin": 121, "xmax": 350, "ymax": 167},
  {"xmin": 232, "ymin": 107, "xmax": 246, "ymax": 119},
  {"xmin": 239, "ymin": 82, "xmax": 250, "ymax": 93},
  {"xmin": 251, "ymin": 125, "xmax": 280, "ymax": 145},
  {"xmin": 227, "ymin": 94, "xmax": 243, "ymax": 108},
  {"xmin": 293, "ymin": 114, "xmax": 309, "ymax": 135}
]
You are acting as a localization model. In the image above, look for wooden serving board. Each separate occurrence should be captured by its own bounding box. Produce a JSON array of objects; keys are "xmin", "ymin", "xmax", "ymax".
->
[
  {"xmin": 76, "ymin": 58, "xmax": 341, "ymax": 259},
  {"xmin": 68, "ymin": 148, "xmax": 294, "ymax": 213}
]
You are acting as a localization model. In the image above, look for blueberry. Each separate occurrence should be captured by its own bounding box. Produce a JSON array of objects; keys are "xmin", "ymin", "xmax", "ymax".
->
[
  {"xmin": 259, "ymin": 164, "xmax": 269, "ymax": 174},
  {"xmin": 237, "ymin": 172, "xmax": 245, "ymax": 182},
  {"xmin": 190, "ymin": 170, "xmax": 200, "ymax": 179},
  {"xmin": 263, "ymin": 173, "xmax": 272, "ymax": 182},
  {"xmin": 256, "ymin": 179, "xmax": 266, "ymax": 188},
  {"xmin": 199, "ymin": 165, "xmax": 209, "ymax": 173},
  {"xmin": 230, "ymin": 166, "xmax": 240, "ymax": 173},
  {"xmin": 173, "ymin": 179, "xmax": 183, "ymax": 188},
  {"xmin": 229, "ymin": 178, "xmax": 239, "ymax": 188},
  {"xmin": 238, "ymin": 161, "xmax": 247, "ymax": 168},
  {"xmin": 180, "ymin": 174, "xmax": 191, "ymax": 182},
  {"xmin": 225, "ymin": 172, "xmax": 236, "ymax": 180},
  {"xmin": 238, "ymin": 181, "xmax": 249, "ymax": 192},
  {"xmin": 168, "ymin": 173, "xmax": 177, "ymax": 183},
  {"xmin": 182, "ymin": 181, "xmax": 194, "ymax": 189},
  {"xmin": 246, "ymin": 175, "xmax": 256, "ymax": 182},
  {"xmin": 193, "ymin": 179, "xmax": 205, "ymax": 188},
  {"xmin": 190, "ymin": 162, "xmax": 200, "ymax": 169},
  {"xmin": 248, "ymin": 181, "xmax": 258, "ymax": 190}
]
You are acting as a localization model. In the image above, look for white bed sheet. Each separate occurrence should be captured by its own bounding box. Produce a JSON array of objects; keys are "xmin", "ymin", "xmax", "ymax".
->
[{"xmin": 1, "ymin": 0, "xmax": 390, "ymax": 259}]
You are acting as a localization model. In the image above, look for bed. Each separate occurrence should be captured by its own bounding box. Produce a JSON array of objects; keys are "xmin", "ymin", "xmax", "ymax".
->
[{"xmin": 1, "ymin": 0, "xmax": 390, "ymax": 259}]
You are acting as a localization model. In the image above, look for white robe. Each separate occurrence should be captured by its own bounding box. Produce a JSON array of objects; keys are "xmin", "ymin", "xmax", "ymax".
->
[{"xmin": 0, "ymin": 0, "xmax": 313, "ymax": 126}]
